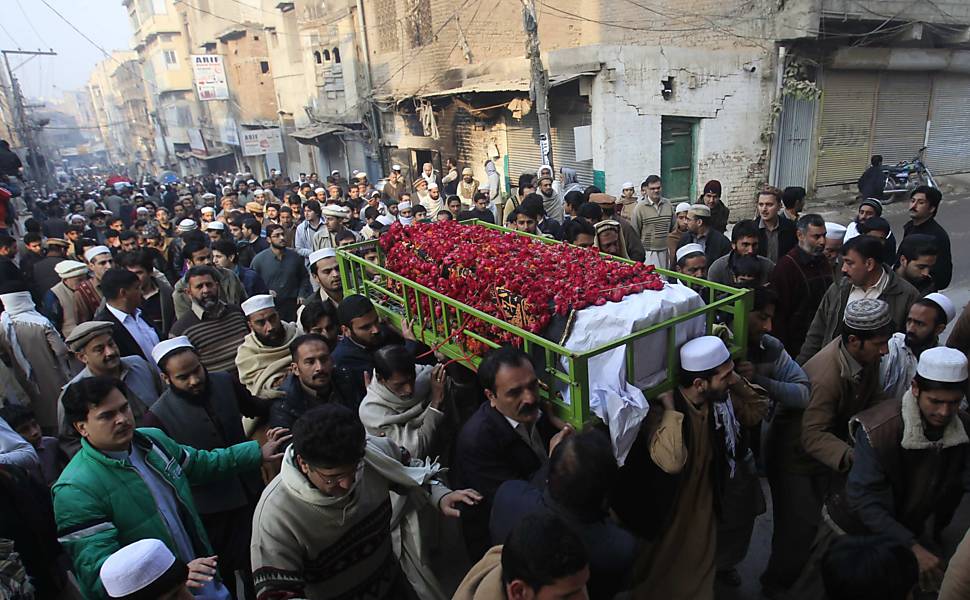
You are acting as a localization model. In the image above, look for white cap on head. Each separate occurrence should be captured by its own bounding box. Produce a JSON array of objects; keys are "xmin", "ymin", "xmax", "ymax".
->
[
  {"xmin": 254, "ymin": 189, "xmax": 266, "ymax": 196},
  {"xmin": 177, "ymin": 219, "xmax": 197, "ymax": 232},
  {"xmin": 924, "ymin": 292, "xmax": 957, "ymax": 324},
  {"xmin": 308, "ymin": 248, "xmax": 337, "ymax": 267},
  {"xmin": 825, "ymin": 222, "xmax": 847, "ymax": 240},
  {"xmin": 391, "ymin": 164, "xmax": 402, "ymax": 171},
  {"xmin": 621, "ymin": 181, "xmax": 635, "ymax": 190},
  {"xmin": 377, "ymin": 214, "xmax": 396, "ymax": 226},
  {"xmin": 398, "ymin": 201, "xmax": 412, "ymax": 211},
  {"xmin": 321, "ymin": 205, "xmax": 351, "ymax": 219},
  {"xmin": 355, "ymin": 172, "xmax": 368, "ymax": 180},
  {"xmin": 202, "ymin": 192, "xmax": 216, "ymax": 199},
  {"xmin": 331, "ymin": 169, "xmax": 340, "ymax": 176},
  {"xmin": 917, "ymin": 346, "xmax": 968, "ymax": 383},
  {"xmin": 675, "ymin": 202, "xmax": 692, "ymax": 214},
  {"xmin": 55, "ymin": 260, "xmax": 89, "ymax": 279},
  {"xmin": 200, "ymin": 206, "xmax": 215, "ymax": 214},
  {"xmin": 680, "ymin": 335, "xmax": 731, "ymax": 372},
  {"xmin": 247, "ymin": 179, "xmax": 256, "ymax": 184},
  {"xmin": 84, "ymin": 246, "xmax": 112, "ymax": 262},
  {"xmin": 100, "ymin": 538, "xmax": 180, "ymax": 599},
  {"xmin": 206, "ymin": 221, "xmax": 225, "ymax": 231},
  {"xmin": 241, "ymin": 294, "xmax": 276, "ymax": 316},
  {"xmin": 314, "ymin": 187, "xmax": 325, "ymax": 194},
  {"xmin": 676, "ymin": 243, "xmax": 705, "ymax": 262},
  {"xmin": 151, "ymin": 336, "xmax": 194, "ymax": 366},
  {"xmin": 427, "ymin": 182, "xmax": 438, "ymax": 190}
]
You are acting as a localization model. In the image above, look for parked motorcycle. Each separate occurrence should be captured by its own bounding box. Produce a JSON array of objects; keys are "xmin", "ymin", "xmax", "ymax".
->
[{"xmin": 882, "ymin": 146, "xmax": 937, "ymax": 202}]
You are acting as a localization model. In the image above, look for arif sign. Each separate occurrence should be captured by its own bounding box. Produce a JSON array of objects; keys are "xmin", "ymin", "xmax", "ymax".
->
[
  {"xmin": 191, "ymin": 55, "xmax": 229, "ymax": 101},
  {"xmin": 241, "ymin": 128, "xmax": 284, "ymax": 156}
]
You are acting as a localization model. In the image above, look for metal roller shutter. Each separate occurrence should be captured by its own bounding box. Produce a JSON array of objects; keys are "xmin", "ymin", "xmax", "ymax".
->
[
  {"xmin": 926, "ymin": 74, "xmax": 970, "ymax": 175},
  {"xmin": 453, "ymin": 107, "xmax": 476, "ymax": 166},
  {"xmin": 550, "ymin": 111, "xmax": 594, "ymax": 187},
  {"xmin": 871, "ymin": 72, "xmax": 931, "ymax": 166},
  {"xmin": 816, "ymin": 71, "xmax": 878, "ymax": 186},
  {"xmin": 772, "ymin": 94, "xmax": 816, "ymax": 189},
  {"xmin": 506, "ymin": 112, "xmax": 542, "ymax": 188}
]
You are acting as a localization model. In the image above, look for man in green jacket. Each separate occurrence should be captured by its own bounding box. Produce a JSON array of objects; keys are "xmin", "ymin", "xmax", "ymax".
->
[{"xmin": 52, "ymin": 375, "xmax": 290, "ymax": 599}]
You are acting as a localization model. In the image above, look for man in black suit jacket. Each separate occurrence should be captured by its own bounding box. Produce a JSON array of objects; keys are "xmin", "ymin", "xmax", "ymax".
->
[
  {"xmin": 93, "ymin": 268, "xmax": 159, "ymax": 362},
  {"xmin": 755, "ymin": 187, "xmax": 797, "ymax": 263},
  {"xmin": 454, "ymin": 345, "xmax": 571, "ymax": 560}
]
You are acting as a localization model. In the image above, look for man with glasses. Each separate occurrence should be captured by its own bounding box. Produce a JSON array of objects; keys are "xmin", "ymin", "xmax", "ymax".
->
[{"xmin": 251, "ymin": 403, "xmax": 481, "ymax": 600}]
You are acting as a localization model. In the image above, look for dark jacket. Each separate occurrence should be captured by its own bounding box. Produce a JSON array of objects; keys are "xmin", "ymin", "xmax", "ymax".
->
[
  {"xmin": 826, "ymin": 395, "xmax": 970, "ymax": 546},
  {"xmin": 904, "ymin": 217, "xmax": 952, "ymax": 291},
  {"xmin": 769, "ymin": 246, "xmax": 834, "ymax": 358},
  {"xmin": 93, "ymin": 304, "xmax": 149, "ymax": 360},
  {"xmin": 143, "ymin": 371, "xmax": 265, "ymax": 515},
  {"xmin": 796, "ymin": 268, "xmax": 920, "ymax": 364},
  {"xmin": 454, "ymin": 402, "xmax": 558, "ymax": 560},
  {"xmin": 755, "ymin": 216, "xmax": 797, "ymax": 264},
  {"xmin": 857, "ymin": 164, "xmax": 886, "ymax": 201},
  {"xmin": 235, "ymin": 264, "xmax": 269, "ymax": 297},
  {"xmin": 490, "ymin": 481, "xmax": 638, "ymax": 600},
  {"xmin": 268, "ymin": 373, "xmax": 358, "ymax": 430},
  {"xmin": 678, "ymin": 228, "xmax": 732, "ymax": 266},
  {"xmin": 331, "ymin": 325, "xmax": 413, "ymax": 403},
  {"xmin": 237, "ymin": 236, "xmax": 269, "ymax": 268}
]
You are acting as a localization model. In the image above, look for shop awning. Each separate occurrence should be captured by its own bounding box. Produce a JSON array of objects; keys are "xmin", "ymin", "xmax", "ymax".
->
[
  {"xmin": 289, "ymin": 123, "xmax": 348, "ymax": 143},
  {"xmin": 419, "ymin": 79, "xmax": 530, "ymax": 99}
]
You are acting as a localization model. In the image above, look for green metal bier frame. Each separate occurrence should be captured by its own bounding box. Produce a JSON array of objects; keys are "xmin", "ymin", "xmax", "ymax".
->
[{"xmin": 336, "ymin": 220, "xmax": 751, "ymax": 429}]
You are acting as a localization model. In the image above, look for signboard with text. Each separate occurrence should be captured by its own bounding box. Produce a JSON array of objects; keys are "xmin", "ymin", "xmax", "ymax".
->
[
  {"xmin": 240, "ymin": 128, "xmax": 283, "ymax": 156},
  {"xmin": 191, "ymin": 54, "xmax": 229, "ymax": 101}
]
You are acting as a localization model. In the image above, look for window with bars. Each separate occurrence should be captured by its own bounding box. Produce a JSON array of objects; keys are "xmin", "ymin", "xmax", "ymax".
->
[{"xmin": 376, "ymin": 0, "xmax": 400, "ymax": 52}]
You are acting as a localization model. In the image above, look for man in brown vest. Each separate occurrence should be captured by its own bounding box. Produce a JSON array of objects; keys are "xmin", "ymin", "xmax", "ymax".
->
[{"xmin": 790, "ymin": 346, "xmax": 970, "ymax": 597}]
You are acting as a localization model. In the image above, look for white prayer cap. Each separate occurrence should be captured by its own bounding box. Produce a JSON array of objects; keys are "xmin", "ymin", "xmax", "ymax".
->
[
  {"xmin": 247, "ymin": 179, "xmax": 256, "ymax": 184},
  {"xmin": 924, "ymin": 292, "xmax": 956, "ymax": 324},
  {"xmin": 206, "ymin": 220, "xmax": 226, "ymax": 231},
  {"xmin": 253, "ymin": 188, "xmax": 266, "ymax": 196},
  {"xmin": 136, "ymin": 206, "xmax": 150, "ymax": 214},
  {"xmin": 675, "ymin": 202, "xmax": 692, "ymax": 214},
  {"xmin": 621, "ymin": 181, "xmax": 635, "ymax": 190},
  {"xmin": 241, "ymin": 294, "xmax": 276, "ymax": 316},
  {"xmin": 84, "ymin": 245, "xmax": 112, "ymax": 262},
  {"xmin": 331, "ymin": 169, "xmax": 340, "ymax": 176},
  {"xmin": 427, "ymin": 182, "xmax": 438, "ymax": 190},
  {"xmin": 825, "ymin": 222, "xmax": 847, "ymax": 240},
  {"xmin": 100, "ymin": 538, "xmax": 185, "ymax": 599},
  {"xmin": 201, "ymin": 192, "xmax": 217, "ymax": 199},
  {"xmin": 676, "ymin": 243, "xmax": 705, "ymax": 263},
  {"xmin": 391, "ymin": 164, "xmax": 402, "ymax": 171},
  {"xmin": 55, "ymin": 260, "xmax": 89, "ymax": 279},
  {"xmin": 377, "ymin": 214, "xmax": 396, "ymax": 226},
  {"xmin": 680, "ymin": 335, "xmax": 731, "ymax": 372},
  {"xmin": 314, "ymin": 187, "xmax": 326, "ymax": 194},
  {"xmin": 354, "ymin": 172, "xmax": 368, "ymax": 180},
  {"xmin": 321, "ymin": 205, "xmax": 351, "ymax": 219},
  {"xmin": 177, "ymin": 219, "xmax": 197, "ymax": 232},
  {"xmin": 151, "ymin": 336, "xmax": 194, "ymax": 366},
  {"xmin": 399, "ymin": 201, "xmax": 412, "ymax": 211},
  {"xmin": 200, "ymin": 206, "xmax": 215, "ymax": 214},
  {"xmin": 917, "ymin": 346, "xmax": 968, "ymax": 383},
  {"xmin": 308, "ymin": 248, "xmax": 337, "ymax": 267}
]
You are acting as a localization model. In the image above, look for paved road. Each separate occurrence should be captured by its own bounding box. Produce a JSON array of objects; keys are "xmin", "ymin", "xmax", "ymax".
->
[{"xmin": 720, "ymin": 191, "xmax": 970, "ymax": 599}]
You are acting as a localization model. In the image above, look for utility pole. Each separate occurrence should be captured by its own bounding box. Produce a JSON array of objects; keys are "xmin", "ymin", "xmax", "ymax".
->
[
  {"xmin": 2, "ymin": 48, "xmax": 58, "ymax": 184},
  {"xmin": 520, "ymin": 0, "xmax": 553, "ymax": 171}
]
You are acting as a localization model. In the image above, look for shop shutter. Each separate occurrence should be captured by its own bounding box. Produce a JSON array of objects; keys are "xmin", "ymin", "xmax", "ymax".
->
[
  {"xmin": 772, "ymin": 94, "xmax": 816, "ymax": 189},
  {"xmin": 926, "ymin": 74, "xmax": 970, "ymax": 174},
  {"xmin": 816, "ymin": 71, "xmax": 878, "ymax": 186},
  {"xmin": 550, "ymin": 110, "xmax": 594, "ymax": 187},
  {"xmin": 453, "ymin": 107, "xmax": 476, "ymax": 165},
  {"xmin": 506, "ymin": 112, "xmax": 542, "ymax": 189},
  {"xmin": 871, "ymin": 72, "xmax": 931, "ymax": 166}
]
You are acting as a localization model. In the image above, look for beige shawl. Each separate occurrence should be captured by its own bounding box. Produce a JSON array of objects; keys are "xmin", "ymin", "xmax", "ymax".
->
[
  {"xmin": 235, "ymin": 320, "xmax": 299, "ymax": 399},
  {"xmin": 358, "ymin": 365, "xmax": 444, "ymax": 459}
]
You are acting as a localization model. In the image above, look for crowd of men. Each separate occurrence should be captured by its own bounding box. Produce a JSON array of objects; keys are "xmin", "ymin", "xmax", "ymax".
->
[{"xmin": 0, "ymin": 154, "xmax": 969, "ymax": 600}]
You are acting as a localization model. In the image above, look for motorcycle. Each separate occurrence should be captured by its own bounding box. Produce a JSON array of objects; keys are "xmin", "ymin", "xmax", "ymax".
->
[{"xmin": 882, "ymin": 146, "xmax": 937, "ymax": 202}]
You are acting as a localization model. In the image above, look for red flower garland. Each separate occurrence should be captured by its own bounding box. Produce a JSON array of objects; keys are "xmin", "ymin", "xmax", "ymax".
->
[{"xmin": 379, "ymin": 221, "xmax": 665, "ymax": 351}]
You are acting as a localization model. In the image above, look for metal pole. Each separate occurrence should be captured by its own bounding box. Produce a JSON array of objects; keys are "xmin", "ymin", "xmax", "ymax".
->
[
  {"xmin": 2, "ymin": 49, "xmax": 58, "ymax": 185},
  {"xmin": 520, "ymin": 0, "xmax": 553, "ymax": 171}
]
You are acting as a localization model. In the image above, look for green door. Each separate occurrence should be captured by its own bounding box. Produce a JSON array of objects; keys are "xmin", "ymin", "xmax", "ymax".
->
[{"xmin": 660, "ymin": 117, "xmax": 696, "ymax": 203}]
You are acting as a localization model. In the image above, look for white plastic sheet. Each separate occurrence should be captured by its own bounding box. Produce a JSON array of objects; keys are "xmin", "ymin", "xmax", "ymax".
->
[{"xmin": 560, "ymin": 282, "xmax": 705, "ymax": 464}]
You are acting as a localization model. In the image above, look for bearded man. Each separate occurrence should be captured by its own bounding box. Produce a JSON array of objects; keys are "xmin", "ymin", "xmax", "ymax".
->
[{"xmin": 236, "ymin": 294, "xmax": 300, "ymax": 400}]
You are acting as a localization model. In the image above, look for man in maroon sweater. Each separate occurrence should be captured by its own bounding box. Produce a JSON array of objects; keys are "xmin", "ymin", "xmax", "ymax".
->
[{"xmin": 770, "ymin": 214, "xmax": 834, "ymax": 358}]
